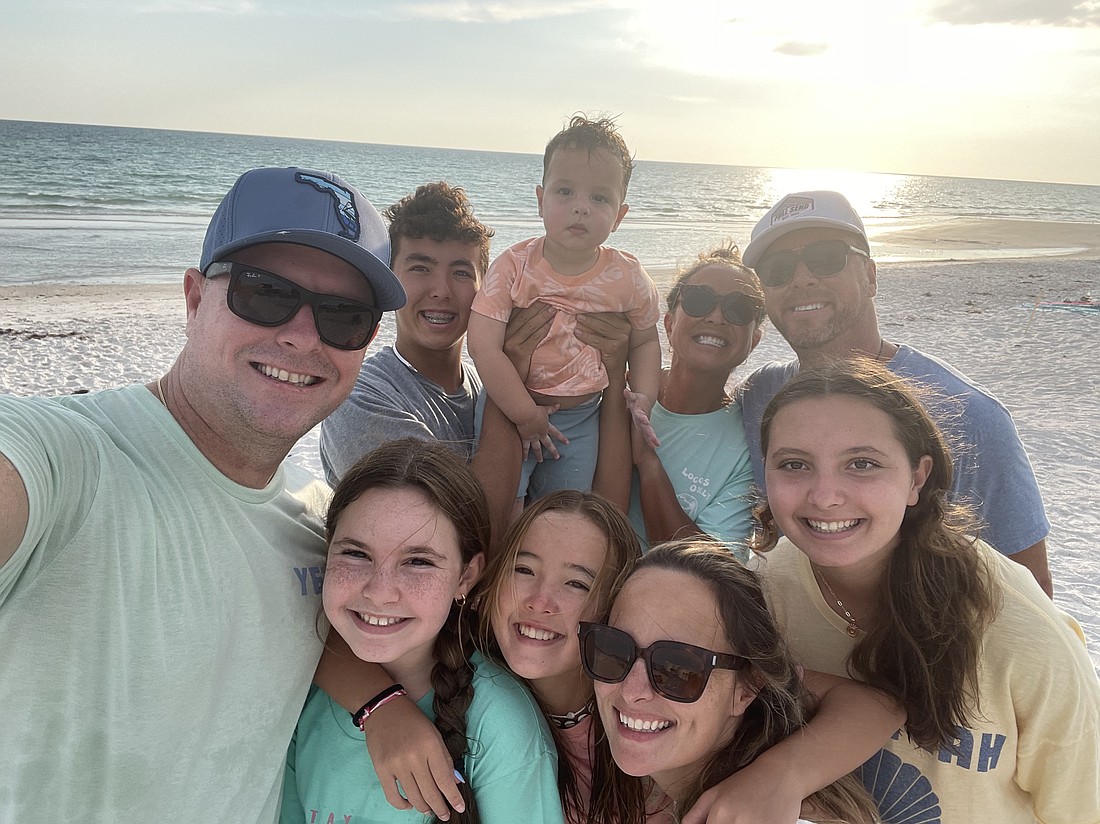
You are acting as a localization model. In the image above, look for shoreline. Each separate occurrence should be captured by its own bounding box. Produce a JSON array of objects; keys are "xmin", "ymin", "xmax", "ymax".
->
[
  {"xmin": 868, "ymin": 216, "xmax": 1100, "ymax": 262},
  {"xmin": 1, "ymin": 216, "xmax": 1098, "ymax": 291}
]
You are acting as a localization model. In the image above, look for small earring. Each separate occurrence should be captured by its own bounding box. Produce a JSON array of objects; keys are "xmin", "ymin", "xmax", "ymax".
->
[{"xmin": 455, "ymin": 594, "xmax": 467, "ymax": 607}]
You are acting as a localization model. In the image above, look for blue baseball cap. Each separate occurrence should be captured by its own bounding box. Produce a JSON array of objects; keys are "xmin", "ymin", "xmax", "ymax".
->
[{"xmin": 200, "ymin": 167, "xmax": 406, "ymax": 311}]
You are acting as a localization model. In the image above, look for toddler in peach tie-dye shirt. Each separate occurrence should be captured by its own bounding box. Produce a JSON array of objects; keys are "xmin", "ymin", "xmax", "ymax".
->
[{"xmin": 468, "ymin": 115, "xmax": 660, "ymax": 500}]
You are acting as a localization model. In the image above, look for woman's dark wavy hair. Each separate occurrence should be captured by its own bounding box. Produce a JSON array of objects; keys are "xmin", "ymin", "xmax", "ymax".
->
[
  {"xmin": 326, "ymin": 438, "xmax": 491, "ymax": 823},
  {"xmin": 587, "ymin": 540, "xmax": 878, "ymax": 823},
  {"xmin": 384, "ymin": 181, "xmax": 495, "ymax": 274},
  {"xmin": 473, "ymin": 490, "xmax": 641, "ymax": 824},
  {"xmin": 752, "ymin": 359, "xmax": 998, "ymax": 752}
]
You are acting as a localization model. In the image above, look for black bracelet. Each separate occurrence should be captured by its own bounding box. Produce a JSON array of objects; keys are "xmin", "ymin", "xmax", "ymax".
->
[{"xmin": 351, "ymin": 684, "xmax": 408, "ymax": 731}]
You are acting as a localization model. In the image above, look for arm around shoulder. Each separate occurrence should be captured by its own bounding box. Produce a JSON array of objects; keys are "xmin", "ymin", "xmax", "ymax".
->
[
  {"xmin": 681, "ymin": 670, "xmax": 904, "ymax": 824},
  {"xmin": 314, "ymin": 631, "xmax": 465, "ymax": 819}
]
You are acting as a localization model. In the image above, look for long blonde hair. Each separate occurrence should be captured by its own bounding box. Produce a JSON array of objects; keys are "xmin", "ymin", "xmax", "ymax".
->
[{"xmin": 473, "ymin": 490, "xmax": 641, "ymax": 823}]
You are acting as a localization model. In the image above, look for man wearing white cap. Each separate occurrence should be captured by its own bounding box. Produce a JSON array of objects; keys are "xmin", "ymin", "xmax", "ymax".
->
[
  {"xmin": 0, "ymin": 167, "xmax": 404, "ymax": 821},
  {"xmin": 739, "ymin": 190, "xmax": 1052, "ymax": 596}
]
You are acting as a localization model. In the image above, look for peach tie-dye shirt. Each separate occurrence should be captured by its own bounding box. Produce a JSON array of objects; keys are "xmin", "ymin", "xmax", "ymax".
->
[{"xmin": 472, "ymin": 237, "xmax": 660, "ymax": 396}]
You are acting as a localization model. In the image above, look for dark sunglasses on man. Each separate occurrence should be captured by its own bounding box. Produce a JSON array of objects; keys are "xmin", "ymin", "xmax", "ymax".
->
[
  {"xmin": 754, "ymin": 238, "xmax": 869, "ymax": 289},
  {"xmin": 204, "ymin": 261, "xmax": 382, "ymax": 350},
  {"xmin": 676, "ymin": 284, "xmax": 763, "ymax": 326},
  {"xmin": 578, "ymin": 621, "xmax": 747, "ymax": 703}
]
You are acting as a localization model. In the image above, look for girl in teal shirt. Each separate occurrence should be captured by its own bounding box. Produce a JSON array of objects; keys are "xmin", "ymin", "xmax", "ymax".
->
[{"xmin": 281, "ymin": 438, "xmax": 563, "ymax": 824}]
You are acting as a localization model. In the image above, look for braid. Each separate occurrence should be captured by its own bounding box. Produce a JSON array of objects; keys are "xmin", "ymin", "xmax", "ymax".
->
[{"xmin": 430, "ymin": 603, "xmax": 480, "ymax": 824}]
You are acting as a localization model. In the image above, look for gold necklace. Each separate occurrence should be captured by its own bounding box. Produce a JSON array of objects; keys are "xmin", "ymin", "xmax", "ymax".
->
[
  {"xmin": 155, "ymin": 376, "xmax": 167, "ymax": 407},
  {"xmin": 874, "ymin": 337, "xmax": 887, "ymax": 361},
  {"xmin": 814, "ymin": 568, "xmax": 860, "ymax": 637}
]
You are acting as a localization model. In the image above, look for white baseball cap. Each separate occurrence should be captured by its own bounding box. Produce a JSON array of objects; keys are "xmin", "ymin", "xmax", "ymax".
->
[{"xmin": 743, "ymin": 191, "xmax": 868, "ymax": 269}]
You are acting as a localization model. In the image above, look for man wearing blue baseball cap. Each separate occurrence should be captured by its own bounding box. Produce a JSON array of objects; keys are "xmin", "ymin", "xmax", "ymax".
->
[
  {"xmin": 0, "ymin": 167, "xmax": 403, "ymax": 822},
  {"xmin": 737, "ymin": 190, "xmax": 1052, "ymax": 596}
]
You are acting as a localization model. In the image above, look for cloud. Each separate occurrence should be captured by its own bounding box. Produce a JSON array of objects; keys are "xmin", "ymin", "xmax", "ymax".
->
[
  {"xmin": 134, "ymin": 0, "xmax": 260, "ymax": 13},
  {"xmin": 391, "ymin": 0, "xmax": 624, "ymax": 23},
  {"xmin": 774, "ymin": 41, "xmax": 829, "ymax": 56},
  {"xmin": 131, "ymin": 0, "xmax": 613, "ymax": 21},
  {"xmin": 929, "ymin": 0, "xmax": 1100, "ymax": 27}
]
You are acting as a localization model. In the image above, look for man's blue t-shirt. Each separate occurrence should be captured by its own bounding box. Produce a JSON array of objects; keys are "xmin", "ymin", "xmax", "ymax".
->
[{"xmin": 737, "ymin": 345, "xmax": 1049, "ymax": 556}]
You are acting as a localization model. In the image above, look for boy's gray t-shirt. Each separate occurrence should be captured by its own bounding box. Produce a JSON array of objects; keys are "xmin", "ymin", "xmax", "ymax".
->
[
  {"xmin": 319, "ymin": 345, "xmax": 481, "ymax": 485},
  {"xmin": 736, "ymin": 344, "xmax": 1050, "ymax": 556}
]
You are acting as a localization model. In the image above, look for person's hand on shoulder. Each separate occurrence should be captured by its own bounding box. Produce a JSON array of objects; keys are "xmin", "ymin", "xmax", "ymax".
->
[{"xmin": 362, "ymin": 697, "xmax": 466, "ymax": 821}]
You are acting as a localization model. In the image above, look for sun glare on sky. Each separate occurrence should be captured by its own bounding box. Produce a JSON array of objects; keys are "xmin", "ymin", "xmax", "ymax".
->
[{"xmin": 1, "ymin": 0, "xmax": 1098, "ymax": 184}]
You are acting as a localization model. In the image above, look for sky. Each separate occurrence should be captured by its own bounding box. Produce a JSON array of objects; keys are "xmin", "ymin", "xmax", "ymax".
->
[{"xmin": 2, "ymin": 0, "xmax": 1099, "ymax": 186}]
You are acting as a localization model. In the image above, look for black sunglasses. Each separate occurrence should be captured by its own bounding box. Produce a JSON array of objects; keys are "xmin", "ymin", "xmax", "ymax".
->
[
  {"xmin": 677, "ymin": 284, "xmax": 762, "ymax": 326},
  {"xmin": 578, "ymin": 621, "xmax": 747, "ymax": 703},
  {"xmin": 754, "ymin": 239, "xmax": 869, "ymax": 288},
  {"xmin": 204, "ymin": 261, "xmax": 381, "ymax": 351}
]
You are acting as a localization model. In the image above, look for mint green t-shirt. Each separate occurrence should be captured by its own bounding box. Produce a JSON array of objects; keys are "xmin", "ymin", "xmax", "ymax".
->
[
  {"xmin": 628, "ymin": 401, "xmax": 755, "ymax": 559},
  {"xmin": 282, "ymin": 652, "xmax": 564, "ymax": 824},
  {"xmin": 0, "ymin": 386, "xmax": 331, "ymax": 822}
]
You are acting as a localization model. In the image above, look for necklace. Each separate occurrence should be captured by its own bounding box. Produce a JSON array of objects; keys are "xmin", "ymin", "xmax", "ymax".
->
[
  {"xmin": 155, "ymin": 376, "xmax": 167, "ymax": 407},
  {"xmin": 548, "ymin": 698, "xmax": 594, "ymax": 730},
  {"xmin": 874, "ymin": 337, "xmax": 887, "ymax": 361},
  {"xmin": 814, "ymin": 568, "xmax": 861, "ymax": 637}
]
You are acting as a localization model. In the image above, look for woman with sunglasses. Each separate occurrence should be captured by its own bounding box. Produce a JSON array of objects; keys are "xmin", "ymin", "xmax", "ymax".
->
[
  {"xmin": 586, "ymin": 540, "xmax": 882, "ymax": 823},
  {"xmin": 474, "ymin": 490, "xmax": 901, "ymax": 824},
  {"xmin": 615, "ymin": 242, "xmax": 765, "ymax": 556},
  {"xmin": 754, "ymin": 360, "xmax": 1100, "ymax": 823}
]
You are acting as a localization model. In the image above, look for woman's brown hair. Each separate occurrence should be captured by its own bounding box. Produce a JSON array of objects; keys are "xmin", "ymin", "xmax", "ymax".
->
[
  {"xmin": 753, "ymin": 358, "xmax": 998, "ymax": 752},
  {"xmin": 327, "ymin": 437, "xmax": 492, "ymax": 824},
  {"xmin": 588, "ymin": 540, "xmax": 878, "ymax": 823}
]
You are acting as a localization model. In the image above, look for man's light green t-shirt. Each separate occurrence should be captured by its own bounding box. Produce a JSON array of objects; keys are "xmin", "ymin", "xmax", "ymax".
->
[{"xmin": 0, "ymin": 386, "xmax": 331, "ymax": 822}]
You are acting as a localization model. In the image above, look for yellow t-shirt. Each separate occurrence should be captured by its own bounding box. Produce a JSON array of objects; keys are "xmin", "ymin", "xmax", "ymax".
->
[{"xmin": 758, "ymin": 537, "xmax": 1100, "ymax": 824}]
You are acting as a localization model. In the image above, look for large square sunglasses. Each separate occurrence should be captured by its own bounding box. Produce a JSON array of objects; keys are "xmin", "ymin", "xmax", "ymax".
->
[
  {"xmin": 578, "ymin": 621, "xmax": 747, "ymax": 703},
  {"xmin": 676, "ymin": 284, "xmax": 762, "ymax": 326},
  {"xmin": 204, "ymin": 261, "xmax": 382, "ymax": 351},
  {"xmin": 754, "ymin": 239, "xmax": 869, "ymax": 288}
]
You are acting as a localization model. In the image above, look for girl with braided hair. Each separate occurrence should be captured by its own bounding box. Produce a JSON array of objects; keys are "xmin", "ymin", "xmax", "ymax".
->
[{"xmin": 280, "ymin": 438, "xmax": 563, "ymax": 824}]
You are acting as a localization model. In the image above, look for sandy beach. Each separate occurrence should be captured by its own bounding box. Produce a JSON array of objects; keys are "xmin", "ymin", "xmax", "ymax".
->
[{"xmin": 1, "ymin": 217, "xmax": 1097, "ymax": 667}]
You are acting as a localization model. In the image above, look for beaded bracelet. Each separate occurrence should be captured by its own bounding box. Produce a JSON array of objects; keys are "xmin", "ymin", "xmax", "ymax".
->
[{"xmin": 351, "ymin": 684, "xmax": 408, "ymax": 731}]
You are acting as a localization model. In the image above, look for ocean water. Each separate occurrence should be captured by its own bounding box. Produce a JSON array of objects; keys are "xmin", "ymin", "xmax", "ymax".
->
[{"xmin": 3, "ymin": 118, "xmax": 1100, "ymax": 286}]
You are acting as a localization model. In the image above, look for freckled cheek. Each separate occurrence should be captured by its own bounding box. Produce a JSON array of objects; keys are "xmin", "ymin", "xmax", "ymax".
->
[
  {"xmin": 401, "ymin": 576, "xmax": 457, "ymax": 609},
  {"xmin": 320, "ymin": 563, "xmax": 359, "ymax": 619},
  {"xmin": 320, "ymin": 561, "xmax": 364, "ymax": 597}
]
